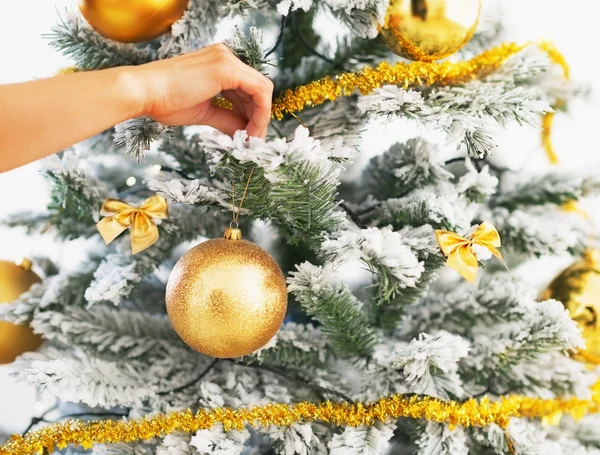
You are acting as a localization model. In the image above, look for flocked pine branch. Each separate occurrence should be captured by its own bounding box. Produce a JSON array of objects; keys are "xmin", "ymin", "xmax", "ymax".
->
[
  {"xmin": 155, "ymin": 434, "xmax": 196, "ymax": 455},
  {"xmin": 288, "ymin": 262, "xmax": 378, "ymax": 359},
  {"xmin": 358, "ymin": 81, "xmax": 550, "ymax": 160},
  {"xmin": 371, "ymin": 332, "xmax": 468, "ymax": 400},
  {"xmin": 95, "ymin": 443, "xmax": 155, "ymax": 455},
  {"xmin": 461, "ymin": 298, "xmax": 583, "ymax": 388},
  {"xmin": 31, "ymin": 305, "xmax": 189, "ymax": 361},
  {"xmin": 157, "ymin": 0, "xmax": 220, "ymax": 57},
  {"xmin": 278, "ymin": 96, "xmax": 365, "ymax": 164},
  {"xmin": 46, "ymin": 13, "xmax": 155, "ymax": 70},
  {"xmin": 276, "ymin": 0, "xmax": 386, "ymax": 38},
  {"xmin": 321, "ymin": 226, "xmax": 424, "ymax": 302},
  {"xmin": 369, "ymin": 189, "xmax": 471, "ymax": 232},
  {"xmin": 191, "ymin": 425, "xmax": 250, "ymax": 455},
  {"xmin": 157, "ymin": 128, "xmax": 211, "ymax": 177},
  {"xmin": 41, "ymin": 152, "xmax": 107, "ymax": 239},
  {"xmin": 247, "ymin": 322, "xmax": 332, "ymax": 369},
  {"xmin": 416, "ymin": 422, "xmax": 469, "ymax": 455},
  {"xmin": 197, "ymin": 127, "xmax": 343, "ymax": 245},
  {"xmin": 491, "ymin": 207, "xmax": 581, "ymax": 258},
  {"xmin": 363, "ymin": 140, "xmax": 453, "ymax": 200},
  {"xmin": 13, "ymin": 349, "xmax": 157, "ymax": 409},
  {"xmin": 114, "ymin": 118, "xmax": 174, "ymax": 161},
  {"xmin": 264, "ymin": 423, "xmax": 326, "ymax": 455},
  {"xmin": 225, "ymin": 27, "xmax": 270, "ymax": 73},
  {"xmin": 493, "ymin": 172, "xmax": 600, "ymax": 210},
  {"xmin": 328, "ymin": 422, "xmax": 396, "ymax": 455},
  {"xmin": 148, "ymin": 177, "xmax": 225, "ymax": 207}
]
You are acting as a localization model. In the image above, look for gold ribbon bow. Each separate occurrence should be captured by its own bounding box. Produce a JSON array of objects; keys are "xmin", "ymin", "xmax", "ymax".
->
[
  {"xmin": 435, "ymin": 221, "xmax": 503, "ymax": 283},
  {"xmin": 96, "ymin": 196, "xmax": 168, "ymax": 255}
]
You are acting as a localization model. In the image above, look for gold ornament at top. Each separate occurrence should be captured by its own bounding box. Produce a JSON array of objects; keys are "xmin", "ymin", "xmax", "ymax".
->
[
  {"xmin": 165, "ymin": 227, "xmax": 288, "ymax": 358},
  {"xmin": 78, "ymin": 0, "xmax": 189, "ymax": 43},
  {"xmin": 0, "ymin": 259, "xmax": 43, "ymax": 364},
  {"xmin": 379, "ymin": 0, "xmax": 481, "ymax": 61},
  {"xmin": 542, "ymin": 250, "xmax": 600, "ymax": 361}
]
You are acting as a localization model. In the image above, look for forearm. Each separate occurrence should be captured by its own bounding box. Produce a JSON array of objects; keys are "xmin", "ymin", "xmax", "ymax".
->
[{"xmin": 0, "ymin": 67, "xmax": 142, "ymax": 172}]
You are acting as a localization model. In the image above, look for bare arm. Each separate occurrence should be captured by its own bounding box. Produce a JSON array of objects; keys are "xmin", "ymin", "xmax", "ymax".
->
[{"xmin": 0, "ymin": 44, "xmax": 274, "ymax": 173}]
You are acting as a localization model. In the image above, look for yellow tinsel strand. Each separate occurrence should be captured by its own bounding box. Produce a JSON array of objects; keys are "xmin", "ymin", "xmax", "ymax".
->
[
  {"xmin": 542, "ymin": 111, "xmax": 560, "ymax": 164},
  {"xmin": 271, "ymin": 42, "xmax": 527, "ymax": 119},
  {"xmin": 537, "ymin": 42, "xmax": 570, "ymax": 164},
  {"xmin": 3, "ymin": 380, "xmax": 600, "ymax": 455}
]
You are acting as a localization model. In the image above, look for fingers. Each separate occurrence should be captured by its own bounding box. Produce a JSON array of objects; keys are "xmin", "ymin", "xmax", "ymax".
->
[
  {"xmin": 211, "ymin": 45, "xmax": 274, "ymax": 138},
  {"xmin": 239, "ymin": 72, "xmax": 273, "ymax": 138},
  {"xmin": 202, "ymin": 105, "xmax": 247, "ymax": 137}
]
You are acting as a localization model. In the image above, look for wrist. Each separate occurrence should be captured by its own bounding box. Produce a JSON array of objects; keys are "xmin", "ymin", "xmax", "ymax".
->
[{"xmin": 112, "ymin": 66, "xmax": 148, "ymax": 119}]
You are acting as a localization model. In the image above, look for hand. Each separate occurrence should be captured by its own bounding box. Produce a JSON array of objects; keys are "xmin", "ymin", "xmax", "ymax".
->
[{"xmin": 130, "ymin": 43, "xmax": 274, "ymax": 138}]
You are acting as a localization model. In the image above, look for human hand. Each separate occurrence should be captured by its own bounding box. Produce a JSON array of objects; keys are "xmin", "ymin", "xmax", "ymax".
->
[{"xmin": 128, "ymin": 43, "xmax": 274, "ymax": 138}]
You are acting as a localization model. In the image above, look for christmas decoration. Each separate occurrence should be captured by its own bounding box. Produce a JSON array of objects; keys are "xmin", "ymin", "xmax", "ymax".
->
[
  {"xmin": 78, "ymin": 0, "xmax": 189, "ymax": 43},
  {"xmin": 4, "ymin": 378, "xmax": 600, "ymax": 455},
  {"xmin": 96, "ymin": 195, "xmax": 168, "ymax": 255},
  {"xmin": 378, "ymin": 0, "xmax": 481, "ymax": 61},
  {"xmin": 258, "ymin": 42, "xmax": 529, "ymax": 119},
  {"xmin": 0, "ymin": 259, "xmax": 43, "ymax": 364},
  {"xmin": 166, "ymin": 170, "xmax": 287, "ymax": 358},
  {"xmin": 166, "ymin": 226, "xmax": 288, "ymax": 359},
  {"xmin": 435, "ymin": 221, "xmax": 503, "ymax": 283},
  {"xmin": 542, "ymin": 250, "xmax": 600, "ymax": 361}
]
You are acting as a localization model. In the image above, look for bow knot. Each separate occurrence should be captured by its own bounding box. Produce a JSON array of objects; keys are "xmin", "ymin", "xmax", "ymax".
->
[
  {"xmin": 96, "ymin": 195, "xmax": 168, "ymax": 255},
  {"xmin": 435, "ymin": 221, "xmax": 504, "ymax": 283}
]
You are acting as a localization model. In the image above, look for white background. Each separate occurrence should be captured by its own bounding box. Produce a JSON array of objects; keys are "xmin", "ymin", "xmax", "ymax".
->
[{"xmin": 0, "ymin": 0, "xmax": 599, "ymax": 435}]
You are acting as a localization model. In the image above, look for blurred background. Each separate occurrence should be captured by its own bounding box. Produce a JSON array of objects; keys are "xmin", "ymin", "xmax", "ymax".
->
[{"xmin": 0, "ymin": 0, "xmax": 599, "ymax": 436}]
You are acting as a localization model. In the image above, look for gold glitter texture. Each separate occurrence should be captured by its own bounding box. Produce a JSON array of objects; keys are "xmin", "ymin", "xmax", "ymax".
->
[
  {"xmin": 378, "ymin": 0, "xmax": 482, "ymax": 61},
  {"xmin": 542, "ymin": 250, "xmax": 600, "ymax": 362},
  {"xmin": 0, "ymin": 260, "xmax": 43, "ymax": 364},
  {"xmin": 78, "ymin": 0, "xmax": 189, "ymax": 43},
  {"xmin": 165, "ymin": 233, "xmax": 288, "ymax": 358},
  {"xmin": 3, "ymin": 380, "xmax": 600, "ymax": 455}
]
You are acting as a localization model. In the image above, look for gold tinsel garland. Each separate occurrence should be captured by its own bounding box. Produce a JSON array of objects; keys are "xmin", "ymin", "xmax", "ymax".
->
[
  {"xmin": 2, "ymin": 380, "xmax": 600, "ymax": 455},
  {"xmin": 225, "ymin": 42, "xmax": 529, "ymax": 119}
]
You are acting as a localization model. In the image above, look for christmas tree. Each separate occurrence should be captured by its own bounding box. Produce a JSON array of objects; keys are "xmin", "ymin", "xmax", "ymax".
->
[{"xmin": 2, "ymin": 1, "xmax": 600, "ymax": 454}]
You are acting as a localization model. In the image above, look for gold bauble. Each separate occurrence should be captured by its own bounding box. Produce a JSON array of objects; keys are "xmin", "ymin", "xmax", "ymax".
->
[
  {"xmin": 166, "ymin": 228, "xmax": 288, "ymax": 359},
  {"xmin": 379, "ymin": 0, "xmax": 481, "ymax": 61},
  {"xmin": 542, "ymin": 250, "xmax": 600, "ymax": 361},
  {"xmin": 78, "ymin": 0, "xmax": 189, "ymax": 43},
  {"xmin": 0, "ymin": 259, "xmax": 43, "ymax": 364}
]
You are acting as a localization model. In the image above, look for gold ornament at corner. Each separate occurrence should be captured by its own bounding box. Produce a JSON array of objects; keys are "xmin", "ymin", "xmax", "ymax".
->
[
  {"xmin": 165, "ymin": 227, "xmax": 288, "ymax": 358},
  {"xmin": 0, "ymin": 259, "xmax": 43, "ymax": 364},
  {"xmin": 379, "ymin": 0, "xmax": 482, "ymax": 61},
  {"xmin": 78, "ymin": 0, "xmax": 189, "ymax": 43},
  {"xmin": 542, "ymin": 250, "xmax": 600, "ymax": 361}
]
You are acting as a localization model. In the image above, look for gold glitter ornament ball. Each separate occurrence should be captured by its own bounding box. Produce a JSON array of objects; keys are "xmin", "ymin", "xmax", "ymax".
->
[
  {"xmin": 78, "ymin": 0, "xmax": 189, "ymax": 43},
  {"xmin": 0, "ymin": 259, "xmax": 43, "ymax": 364},
  {"xmin": 542, "ymin": 250, "xmax": 600, "ymax": 361},
  {"xmin": 379, "ymin": 0, "xmax": 481, "ymax": 61},
  {"xmin": 166, "ymin": 228, "xmax": 288, "ymax": 358}
]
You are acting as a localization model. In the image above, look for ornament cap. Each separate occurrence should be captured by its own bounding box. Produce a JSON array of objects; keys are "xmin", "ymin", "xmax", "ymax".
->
[
  {"xmin": 224, "ymin": 227, "xmax": 242, "ymax": 240},
  {"xmin": 17, "ymin": 258, "xmax": 33, "ymax": 271}
]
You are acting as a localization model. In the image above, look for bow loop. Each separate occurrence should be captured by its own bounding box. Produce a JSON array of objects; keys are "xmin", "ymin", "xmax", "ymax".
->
[
  {"xmin": 96, "ymin": 195, "xmax": 168, "ymax": 255},
  {"xmin": 435, "ymin": 221, "xmax": 504, "ymax": 283}
]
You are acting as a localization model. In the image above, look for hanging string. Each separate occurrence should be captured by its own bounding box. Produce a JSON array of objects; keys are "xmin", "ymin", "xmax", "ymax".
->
[{"xmin": 231, "ymin": 167, "xmax": 255, "ymax": 227}]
